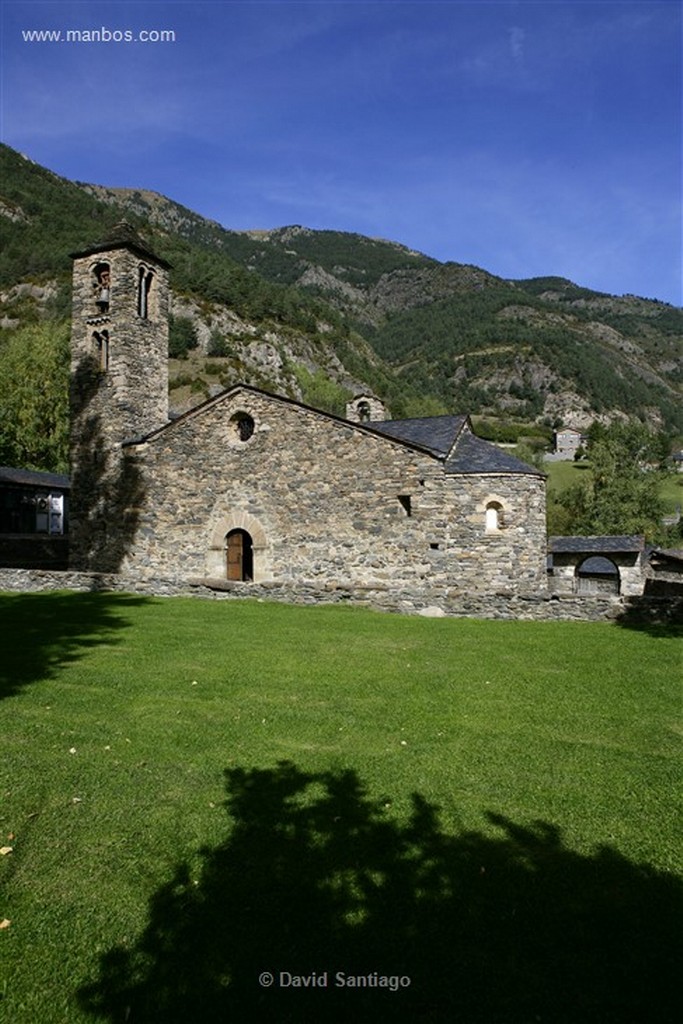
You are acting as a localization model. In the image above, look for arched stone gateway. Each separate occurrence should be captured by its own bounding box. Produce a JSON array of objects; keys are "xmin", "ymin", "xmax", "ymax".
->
[
  {"xmin": 548, "ymin": 536, "xmax": 644, "ymax": 597},
  {"xmin": 575, "ymin": 556, "xmax": 620, "ymax": 595},
  {"xmin": 206, "ymin": 512, "xmax": 269, "ymax": 582}
]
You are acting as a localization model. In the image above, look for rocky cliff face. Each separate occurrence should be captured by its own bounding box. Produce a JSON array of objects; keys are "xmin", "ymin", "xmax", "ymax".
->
[{"xmin": 167, "ymin": 293, "xmax": 372, "ymax": 414}]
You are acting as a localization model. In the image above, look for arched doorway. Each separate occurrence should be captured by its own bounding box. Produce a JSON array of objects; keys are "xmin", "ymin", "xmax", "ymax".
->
[
  {"xmin": 226, "ymin": 529, "xmax": 254, "ymax": 581},
  {"xmin": 208, "ymin": 512, "xmax": 269, "ymax": 582}
]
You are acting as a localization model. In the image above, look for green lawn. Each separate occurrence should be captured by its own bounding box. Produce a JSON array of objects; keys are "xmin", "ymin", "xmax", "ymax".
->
[
  {"xmin": 660, "ymin": 471, "xmax": 683, "ymax": 511},
  {"xmin": 545, "ymin": 458, "xmax": 683, "ymax": 512},
  {"xmin": 544, "ymin": 458, "xmax": 593, "ymax": 493},
  {"xmin": 1, "ymin": 592, "xmax": 681, "ymax": 1023}
]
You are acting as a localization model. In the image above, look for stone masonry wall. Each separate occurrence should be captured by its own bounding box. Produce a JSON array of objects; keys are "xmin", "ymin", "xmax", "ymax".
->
[
  {"xmin": 121, "ymin": 389, "xmax": 547, "ymax": 595},
  {"xmin": 2, "ymin": 568, "xmax": 680, "ymax": 624},
  {"xmin": 70, "ymin": 246, "xmax": 169, "ymax": 441}
]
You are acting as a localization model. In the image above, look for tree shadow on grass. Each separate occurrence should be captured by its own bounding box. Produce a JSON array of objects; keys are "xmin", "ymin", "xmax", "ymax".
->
[
  {"xmin": 0, "ymin": 591, "xmax": 151, "ymax": 700},
  {"xmin": 79, "ymin": 761, "xmax": 682, "ymax": 1024}
]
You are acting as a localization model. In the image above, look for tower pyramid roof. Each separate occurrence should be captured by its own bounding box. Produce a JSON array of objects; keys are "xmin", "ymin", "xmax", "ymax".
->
[{"xmin": 69, "ymin": 220, "xmax": 171, "ymax": 267}]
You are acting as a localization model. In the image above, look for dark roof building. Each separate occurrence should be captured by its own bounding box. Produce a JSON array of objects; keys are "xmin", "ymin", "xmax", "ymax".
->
[
  {"xmin": 549, "ymin": 535, "xmax": 645, "ymax": 555},
  {"xmin": 0, "ymin": 466, "xmax": 70, "ymax": 490},
  {"xmin": 0, "ymin": 465, "xmax": 69, "ymax": 567},
  {"xmin": 547, "ymin": 536, "xmax": 646, "ymax": 597}
]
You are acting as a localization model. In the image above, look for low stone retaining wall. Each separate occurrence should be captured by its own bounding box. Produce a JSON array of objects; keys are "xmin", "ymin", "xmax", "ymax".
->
[
  {"xmin": 0, "ymin": 536, "xmax": 69, "ymax": 570},
  {"xmin": 1, "ymin": 568, "xmax": 681, "ymax": 624}
]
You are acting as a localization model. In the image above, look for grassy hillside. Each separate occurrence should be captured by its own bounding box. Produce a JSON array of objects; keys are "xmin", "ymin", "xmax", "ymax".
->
[
  {"xmin": 0, "ymin": 146, "xmax": 341, "ymax": 340},
  {"xmin": 0, "ymin": 145, "xmax": 431, "ymax": 420},
  {"xmin": 1, "ymin": 142, "xmax": 681, "ymax": 441},
  {"xmin": 1, "ymin": 593, "xmax": 681, "ymax": 1022}
]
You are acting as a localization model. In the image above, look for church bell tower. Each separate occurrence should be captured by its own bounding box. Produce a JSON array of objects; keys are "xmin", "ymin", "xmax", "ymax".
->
[{"xmin": 68, "ymin": 221, "xmax": 170, "ymax": 570}]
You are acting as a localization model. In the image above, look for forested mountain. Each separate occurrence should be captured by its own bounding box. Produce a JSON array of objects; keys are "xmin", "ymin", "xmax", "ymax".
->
[{"xmin": 1, "ymin": 143, "xmax": 681, "ymax": 440}]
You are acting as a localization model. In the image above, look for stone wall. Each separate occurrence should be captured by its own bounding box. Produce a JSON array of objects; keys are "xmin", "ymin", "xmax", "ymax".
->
[
  {"xmin": 121, "ymin": 388, "xmax": 548, "ymax": 595},
  {"xmin": 346, "ymin": 395, "xmax": 387, "ymax": 423},
  {"xmin": 0, "ymin": 536, "xmax": 68, "ymax": 569},
  {"xmin": 2, "ymin": 567, "xmax": 680, "ymax": 624},
  {"xmin": 70, "ymin": 246, "xmax": 169, "ymax": 441}
]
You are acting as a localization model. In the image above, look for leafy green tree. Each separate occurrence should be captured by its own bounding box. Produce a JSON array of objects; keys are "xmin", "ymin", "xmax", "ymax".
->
[
  {"xmin": 0, "ymin": 320, "xmax": 70, "ymax": 472},
  {"xmin": 293, "ymin": 367, "xmax": 351, "ymax": 416},
  {"xmin": 400, "ymin": 395, "xmax": 449, "ymax": 418},
  {"xmin": 556, "ymin": 423, "xmax": 669, "ymax": 540},
  {"xmin": 513, "ymin": 442, "xmax": 545, "ymax": 472}
]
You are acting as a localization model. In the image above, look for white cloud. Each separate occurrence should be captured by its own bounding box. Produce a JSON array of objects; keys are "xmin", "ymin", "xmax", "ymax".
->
[{"xmin": 509, "ymin": 26, "xmax": 525, "ymax": 66}]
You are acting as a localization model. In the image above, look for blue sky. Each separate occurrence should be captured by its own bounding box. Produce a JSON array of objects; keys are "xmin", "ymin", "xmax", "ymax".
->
[{"xmin": 1, "ymin": 0, "xmax": 681, "ymax": 304}]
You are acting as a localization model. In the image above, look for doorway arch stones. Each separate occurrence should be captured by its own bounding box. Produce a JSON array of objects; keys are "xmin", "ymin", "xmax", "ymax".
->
[{"xmin": 206, "ymin": 510, "xmax": 270, "ymax": 582}]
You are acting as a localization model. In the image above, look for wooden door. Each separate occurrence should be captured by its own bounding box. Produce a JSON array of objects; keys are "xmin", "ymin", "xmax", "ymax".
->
[{"xmin": 226, "ymin": 531, "xmax": 244, "ymax": 580}]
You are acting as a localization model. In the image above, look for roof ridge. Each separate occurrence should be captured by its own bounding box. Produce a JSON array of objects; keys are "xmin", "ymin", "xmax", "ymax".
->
[
  {"xmin": 123, "ymin": 383, "xmax": 443, "ymax": 458},
  {"xmin": 444, "ymin": 415, "xmax": 471, "ymax": 460}
]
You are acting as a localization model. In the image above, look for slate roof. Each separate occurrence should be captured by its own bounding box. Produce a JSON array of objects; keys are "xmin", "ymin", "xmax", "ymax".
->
[
  {"xmin": 548, "ymin": 535, "xmax": 644, "ymax": 554},
  {"xmin": 444, "ymin": 429, "xmax": 543, "ymax": 475},
  {"xmin": 69, "ymin": 220, "xmax": 171, "ymax": 268},
  {"xmin": 134, "ymin": 385, "xmax": 543, "ymax": 476},
  {"xmin": 0, "ymin": 466, "xmax": 70, "ymax": 489},
  {"xmin": 369, "ymin": 415, "xmax": 542, "ymax": 474},
  {"xmin": 648, "ymin": 547, "xmax": 683, "ymax": 565},
  {"xmin": 368, "ymin": 415, "xmax": 467, "ymax": 457},
  {"xmin": 576, "ymin": 556, "xmax": 621, "ymax": 575}
]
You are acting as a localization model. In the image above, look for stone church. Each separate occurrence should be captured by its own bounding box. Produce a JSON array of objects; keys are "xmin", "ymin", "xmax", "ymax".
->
[{"xmin": 68, "ymin": 224, "xmax": 547, "ymax": 598}]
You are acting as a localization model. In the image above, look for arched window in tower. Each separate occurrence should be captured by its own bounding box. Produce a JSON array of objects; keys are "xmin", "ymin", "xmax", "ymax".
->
[
  {"xmin": 137, "ymin": 265, "xmax": 155, "ymax": 319},
  {"xmin": 358, "ymin": 400, "xmax": 371, "ymax": 423},
  {"xmin": 92, "ymin": 263, "xmax": 110, "ymax": 314},
  {"xmin": 92, "ymin": 330, "xmax": 109, "ymax": 372}
]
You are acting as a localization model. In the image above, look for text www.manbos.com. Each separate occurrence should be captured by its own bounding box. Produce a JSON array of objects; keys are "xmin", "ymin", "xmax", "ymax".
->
[{"xmin": 21, "ymin": 27, "xmax": 176, "ymax": 44}]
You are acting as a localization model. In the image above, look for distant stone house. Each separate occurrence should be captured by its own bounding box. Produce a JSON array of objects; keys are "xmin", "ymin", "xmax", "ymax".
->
[
  {"xmin": 553, "ymin": 427, "xmax": 585, "ymax": 459},
  {"xmin": 66, "ymin": 223, "xmax": 548, "ymax": 598}
]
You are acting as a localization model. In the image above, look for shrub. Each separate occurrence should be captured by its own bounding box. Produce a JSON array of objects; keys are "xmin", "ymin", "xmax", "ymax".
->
[{"xmin": 207, "ymin": 331, "xmax": 232, "ymax": 357}]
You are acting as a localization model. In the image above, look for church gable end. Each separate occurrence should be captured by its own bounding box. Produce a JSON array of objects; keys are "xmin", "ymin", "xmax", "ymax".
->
[{"xmin": 121, "ymin": 385, "xmax": 546, "ymax": 593}]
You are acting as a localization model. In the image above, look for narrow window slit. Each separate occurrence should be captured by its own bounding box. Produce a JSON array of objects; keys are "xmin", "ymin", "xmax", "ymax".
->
[{"xmin": 398, "ymin": 494, "xmax": 412, "ymax": 517}]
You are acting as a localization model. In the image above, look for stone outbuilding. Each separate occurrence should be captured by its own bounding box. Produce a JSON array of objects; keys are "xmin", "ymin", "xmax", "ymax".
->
[
  {"xmin": 644, "ymin": 548, "xmax": 683, "ymax": 595},
  {"xmin": 0, "ymin": 466, "xmax": 69, "ymax": 568},
  {"xmin": 548, "ymin": 535, "xmax": 646, "ymax": 596},
  {"xmin": 66, "ymin": 224, "xmax": 547, "ymax": 598}
]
